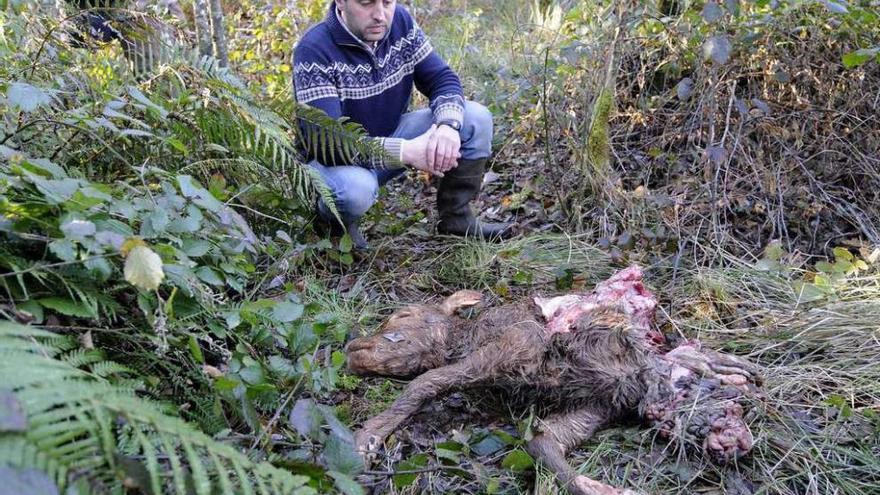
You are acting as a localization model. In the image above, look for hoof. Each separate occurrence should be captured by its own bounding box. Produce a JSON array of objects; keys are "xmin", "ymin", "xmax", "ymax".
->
[{"xmin": 354, "ymin": 430, "xmax": 382, "ymax": 466}]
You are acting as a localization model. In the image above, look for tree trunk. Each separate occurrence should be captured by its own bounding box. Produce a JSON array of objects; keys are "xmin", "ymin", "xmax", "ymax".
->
[
  {"xmin": 193, "ymin": 0, "xmax": 212, "ymax": 59},
  {"xmin": 208, "ymin": 0, "xmax": 228, "ymax": 68}
]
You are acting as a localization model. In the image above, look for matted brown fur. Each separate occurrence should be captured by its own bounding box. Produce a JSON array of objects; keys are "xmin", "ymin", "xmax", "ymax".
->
[{"xmin": 347, "ymin": 291, "xmax": 761, "ymax": 495}]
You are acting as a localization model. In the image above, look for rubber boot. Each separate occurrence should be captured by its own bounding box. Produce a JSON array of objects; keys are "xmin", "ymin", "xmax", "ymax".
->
[
  {"xmin": 315, "ymin": 200, "xmax": 369, "ymax": 251},
  {"xmin": 436, "ymin": 158, "xmax": 513, "ymax": 240}
]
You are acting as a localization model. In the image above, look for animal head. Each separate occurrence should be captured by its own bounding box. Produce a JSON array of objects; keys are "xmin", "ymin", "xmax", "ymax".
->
[{"xmin": 345, "ymin": 290, "xmax": 482, "ymax": 377}]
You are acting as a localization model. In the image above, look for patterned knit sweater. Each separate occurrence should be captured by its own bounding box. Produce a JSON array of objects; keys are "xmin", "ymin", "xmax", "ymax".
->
[{"xmin": 293, "ymin": 3, "xmax": 465, "ymax": 169}]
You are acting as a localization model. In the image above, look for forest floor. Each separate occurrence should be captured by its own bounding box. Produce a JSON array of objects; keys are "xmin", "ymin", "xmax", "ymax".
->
[{"xmin": 291, "ymin": 2, "xmax": 880, "ymax": 494}]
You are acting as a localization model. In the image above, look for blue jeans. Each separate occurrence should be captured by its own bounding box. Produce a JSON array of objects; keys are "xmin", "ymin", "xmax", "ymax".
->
[{"xmin": 310, "ymin": 101, "xmax": 493, "ymax": 222}]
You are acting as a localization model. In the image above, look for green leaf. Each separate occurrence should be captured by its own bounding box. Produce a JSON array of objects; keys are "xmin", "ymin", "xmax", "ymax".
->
[
  {"xmin": 815, "ymin": 261, "xmax": 836, "ymax": 273},
  {"xmin": 239, "ymin": 365, "xmax": 264, "ymax": 385},
  {"xmin": 328, "ymin": 471, "xmax": 365, "ymax": 495},
  {"xmin": 339, "ymin": 234, "xmax": 353, "ymax": 254},
  {"xmin": 182, "ymin": 239, "xmax": 212, "ymax": 257},
  {"xmin": 84, "ymin": 257, "xmax": 113, "ymax": 280},
  {"xmin": 832, "ymin": 247, "xmax": 854, "ymax": 262},
  {"xmin": 31, "ymin": 177, "xmax": 81, "ymax": 204},
  {"xmin": 272, "ymin": 301, "xmax": 304, "ymax": 323},
  {"xmin": 435, "ymin": 447, "xmax": 460, "ymax": 463},
  {"xmin": 792, "ymin": 281, "xmax": 828, "ymax": 304},
  {"xmin": 842, "ymin": 48, "xmax": 879, "ymax": 69},
  {"xmin": 22, "ymin": 158, "xmax": 66, "ymax": 179},
  {"xmin": 501, "ymin": 450, "xmax": 534, "ymax": 471},
  {"xmin": 166, "ymin": 137, "xmax": 188, "ymax": 154},
  {"xmin": 6, "ymin": 82, "xmax": 53, "ymax": 112},
  {"xmin": 195, "ymin": 266, "xmax": 225, "ymax": 286},
  {"xmin": 188, "ymin": 335, "xmax": 204, "ymax": 364},
  {"xmin": 289, "ymin": 399, "xmax": 323, "ymax": 441},
  {"xmin": 60, "ymin": 219, "xmax": 96, "ymax": 241},
  {"xmin": 324, "ymin": 431, "xmax": 364, "ymax": 476},
  {"xmin": 17, "ymin": 300, "xmax": 44, "ymax": 324},
  {"xmin": 128, "ymin": 86, "xmax": 169, "ymax": 118},
  {"xmin": 149, "ymin": 209, "xmax": 170, "ymax": 233},
  {"xmin": 48, "ymin": 239, "xmax": 77, "ymax": 262},
  {"xmin": 392, "ymin": 454, "xmax": 429, "ymax": 489},
  {"xmin": 225, "ymin": 311, "xmax": 241, "ymax": 330},
  {"xmin": 472, "ymin": 434, "xmax": 505, "ymax": 456},
  {"xmin": 331, "ymin": 350, "xmax": 346, "ymax": 368},
  {"xmin": 178, "ymin": 175, "xmax": 222, "ymax": 212},
  {"xmin": 37, "ymin": 297, "xmax": 96, "ymax": 318}
]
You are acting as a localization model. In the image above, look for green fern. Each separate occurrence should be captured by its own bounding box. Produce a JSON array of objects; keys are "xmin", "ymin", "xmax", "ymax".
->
[{"xmin": 0, "ymin": 321, "xmax": 316, "ymax": 495}]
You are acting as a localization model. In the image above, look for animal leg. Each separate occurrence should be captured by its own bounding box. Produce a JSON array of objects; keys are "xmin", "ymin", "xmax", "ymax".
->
[
  {"xmin": 528, "ymin": 409, "xmax": 644, "ymax": 495},
  {"xmin": 355, "ymin": 338, "xmax": 536, "ymax": 457}
]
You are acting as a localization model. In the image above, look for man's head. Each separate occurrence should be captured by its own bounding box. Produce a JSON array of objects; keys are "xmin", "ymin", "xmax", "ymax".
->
[{"xmin": 335, "ymin": 0, "xmax": 396, "ymax": 43}]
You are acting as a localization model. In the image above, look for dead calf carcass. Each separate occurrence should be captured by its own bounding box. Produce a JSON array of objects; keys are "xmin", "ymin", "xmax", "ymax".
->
[{"xmin": 346, "ymin": 266, "xmax": 762, "ymax": 495}]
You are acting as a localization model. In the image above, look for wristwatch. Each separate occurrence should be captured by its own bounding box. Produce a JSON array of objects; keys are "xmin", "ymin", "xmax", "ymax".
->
[{"xmin": 436, "ymin": 119, "xmax": 462, "ymax": 132}]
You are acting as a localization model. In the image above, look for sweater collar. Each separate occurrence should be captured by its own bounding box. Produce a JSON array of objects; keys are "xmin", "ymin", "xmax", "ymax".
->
[{"xmin": 325, "ymin": 2, "xmax": 392, "ymax": 50}]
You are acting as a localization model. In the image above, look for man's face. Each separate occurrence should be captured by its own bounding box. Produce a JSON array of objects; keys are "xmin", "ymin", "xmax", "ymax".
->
[{"xmin": 336, "ymin": 0, "xmax": 396, "ymax": 43}]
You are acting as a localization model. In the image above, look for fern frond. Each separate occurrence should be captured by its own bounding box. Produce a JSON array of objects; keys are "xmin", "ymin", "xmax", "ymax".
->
[{"xmin": 0, "ymin": 321, "xmax": 316, "ymax": 495}]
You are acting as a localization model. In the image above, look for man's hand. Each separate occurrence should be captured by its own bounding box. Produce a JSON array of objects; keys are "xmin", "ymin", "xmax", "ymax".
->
[
  {"xmin": 401, "ymin": 124, "xmax": 462, "ymax": 176},
  {"xmin": 427, "ymin": 124, "xmax": 461, "ymax": 174}
]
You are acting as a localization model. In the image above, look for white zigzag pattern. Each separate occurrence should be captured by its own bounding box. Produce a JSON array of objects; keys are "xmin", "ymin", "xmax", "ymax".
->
[
  {"xmin": 296, "ymin": 41, "xmax": 433, "ymax": 103},
  {"xmin": 294, "ymin": 27, "xmax": 428, "ymax": 77}
]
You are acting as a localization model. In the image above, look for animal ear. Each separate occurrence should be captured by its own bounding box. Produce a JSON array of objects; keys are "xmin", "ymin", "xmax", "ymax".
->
[{"xmin": 440, "ymin": 290, "xmax": 483, "ymax": 315}]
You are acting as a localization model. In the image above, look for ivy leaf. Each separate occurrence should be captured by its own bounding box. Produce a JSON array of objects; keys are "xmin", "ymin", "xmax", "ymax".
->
[
  {"xmin": 273, "ymin": 301, "xmax": 304, "ymax": 323},
  {"xmin": 37, "ymin": 297, "xmax": 96, "ymax": 318},
  {"xmin": 501, "ymin": 450, "xmax": 534, "ymax": 471},
  {"xmin": 702, "ymin": 35, "xmax": 732, "ymax": 65},
  {"xmin": 328, "ymin": 471, "xmax": 365, "ymax": 495},
  {"xmin": 6, "ymin": 82, "xmax": 53, "ymax": 112}
]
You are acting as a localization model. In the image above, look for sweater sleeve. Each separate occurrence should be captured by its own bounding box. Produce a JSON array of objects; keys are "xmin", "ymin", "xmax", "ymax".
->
[
  {"xmin": 410, "ymin": 22, "xmax": 465, "ymax": 127},
  {"xmin": 293, "ymin": 41, "xmax": 403, "ymax": 169}
]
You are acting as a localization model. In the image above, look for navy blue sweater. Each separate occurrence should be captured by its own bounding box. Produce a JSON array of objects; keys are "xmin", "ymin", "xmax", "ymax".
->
[{"xmin": 293, "ymin": 3, "xmax": 464, "ymax": 168}]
